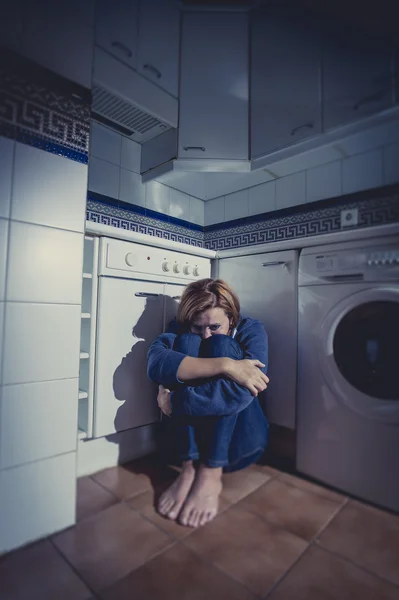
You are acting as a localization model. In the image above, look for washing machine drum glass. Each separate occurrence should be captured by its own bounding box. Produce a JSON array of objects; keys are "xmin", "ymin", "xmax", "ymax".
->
[{"xmin": 333, "ymin": 300, "xmax": 399, "ymax": 401}]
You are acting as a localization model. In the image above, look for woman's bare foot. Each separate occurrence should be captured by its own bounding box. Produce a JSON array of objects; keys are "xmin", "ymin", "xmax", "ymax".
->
[
  {"xmin": 179, "ymin": 465, "xmax": 222, "ymax": 528},
  {"xmin": 157, "ymin": 461, "xmax": 195, "ymax": 521}
]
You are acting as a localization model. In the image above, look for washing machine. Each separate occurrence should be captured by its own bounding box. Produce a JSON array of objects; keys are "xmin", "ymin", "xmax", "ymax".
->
[{"xmin": 297, "ymin": 236, "xmax": 399, "ymax": 512}]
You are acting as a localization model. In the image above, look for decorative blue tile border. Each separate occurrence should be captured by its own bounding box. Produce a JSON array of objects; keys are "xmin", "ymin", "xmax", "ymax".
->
[
  {"xmin": 204, "ymin": 186, "xmax": 399, "ymax": 251},
  {"xmin": 87, "ymin": 197, "xmax": 204, "ymax": 248},
  {"xmin": 0, "ymin": 46, "xmax": 90, "ymax": 163}
]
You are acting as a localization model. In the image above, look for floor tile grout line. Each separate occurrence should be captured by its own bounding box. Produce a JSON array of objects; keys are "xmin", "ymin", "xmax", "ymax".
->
[
  {"xmin": 261, "ymin": 541, "xmax": 313, "ymax": 600},
  {"xmin": 49, "ymin": 537, "xmax": 100, "ymax": 599},
  {"xmin": 315, "ymin": 542, "xmax": 399, "ymax": 591},
  {"xmin": 275, "ymin": 471, "xmax": 348, "ymax": 504},
  {"xmin": 312, "ymin": 496, "xmax": 350, "ymax": 540}
]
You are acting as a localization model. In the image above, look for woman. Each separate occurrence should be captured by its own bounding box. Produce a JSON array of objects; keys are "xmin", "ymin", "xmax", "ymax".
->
[{"xmin": 147, "ymin": 278, "xmax": 269, "ymax": 528}]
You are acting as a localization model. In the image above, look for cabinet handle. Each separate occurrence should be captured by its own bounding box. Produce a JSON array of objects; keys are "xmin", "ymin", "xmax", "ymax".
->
[
  {"xmin": 135, "ymin": 292, "xmax": 160, "ymax": 298},
  {"xmin": 353, "ymin": 90, "xmax": 385, "ymax": 111},
  {"xmin": 262, "ymin": 261, "xmax": 287, "ymax": 268},
  {"xmin": 183, "ymin": 146, "xmax": 206, "ymax": 152},
  {"xmin": 291, "ymin": 122, "xmax": 314, "ymax": 136},
  {"xmin": 143, "ymin": 63, "xmax": 162, "ymax": 79},
  {"xmin": 172, "ymin": 295, "xmax": 181, "ymax": 300},
  {"xmin": 111, "ymin": 41, "xmax": 133, "ymax": 58}
]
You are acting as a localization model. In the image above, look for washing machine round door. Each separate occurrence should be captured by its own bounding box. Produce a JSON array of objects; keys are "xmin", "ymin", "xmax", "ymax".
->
[{"xmin": 320, "ymin": 286, "xmax": 399, "ymax": 424}]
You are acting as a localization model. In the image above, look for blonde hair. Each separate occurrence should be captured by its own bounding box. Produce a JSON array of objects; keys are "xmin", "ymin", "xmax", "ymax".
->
[{"xmin": 177, "ymin": 278, "xmax": 240, "ymax": 328}]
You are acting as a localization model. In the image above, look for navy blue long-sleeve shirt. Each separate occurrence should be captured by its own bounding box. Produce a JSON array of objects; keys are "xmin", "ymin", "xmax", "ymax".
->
[{"xmin": 147, "ymin": 317, "xmax": 268, "ymax": 417}]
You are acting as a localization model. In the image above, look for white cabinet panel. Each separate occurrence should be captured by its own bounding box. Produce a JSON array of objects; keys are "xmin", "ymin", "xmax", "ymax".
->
[
  {"xmin": 7, "ymin": 222, "xmax": 83, "ymax": 304},
  {"xmin": 12, "ymin": 143, "xmax": 87, "ymax": 232},
  {"xmin": 218, "ymin": 250, "xmax": 298, "ymax": 429},
  {"xmin": 119, "ymin": 168, "xmax": 146, "ymax": 207},
  {"xmin": 204, "ymin": 197, "xmax": 225, "ymax": 226},
  {"xmin": 249, "ymin": 181, "xmax": 276, "ymax": 217},
  {"xmin": 0, "ymin": 219, "xmax": 8, "ymax": 302},
  {"xmin": 138, "ymin": 0, "xmax": 180, "ymax": 97},
  {"xmin": 225, "ymin": 189, "xmax": 249, "ymax": 221},
  {"xmin": 0, "ymin": 137, "xmax": 14, "ymax": 219},
  {"xmin": 342, "ymin": 149, "xmax": 383, "ymax": 195},
  {"xmin": 3, "ymin": 304, "xmax": 81, "ymax": 385},
  {"xmin": 189, "ymin": 197, "xmax": 204, "ymax": 227},
  {"xmin": 0, "ymin": 303, "xmax": 4, "ymax": 386},
  {"xmin": 96, "ymin": 0, "xmax": 139, "ymax": 70},
  {"xmin": 383, "ymin": 142, "xmax": 399, "ymax": 185},
  {"xmin": 121, "ymin": 136, "xmax": 141, "ymax": 173},
  {"xmin": 306, "ymin": 161, "xmax": 342, "ymax": 203},
  {"xmin": 1, "ymin": 379, "xmax": 79, "ymax": 469},
  {"xmin": 323, "ymin": 22, "xmax": 393, "ymax": 130},
  {"xmin": 179, "ymin": 12, "xmax": 248, "ymax": 160},
  {"xmin": 170, "ymin": 189, "xmax": 190, "ymax": 221},
  {"xmin": 0, "ymin": 452, "xmax": 76, "ymax": 553},
  {"xmin": 0, "ymin": 1, "xmax": 23, "ymax": 54},
  {"xmin": 93, "ymin": 278, "xmax": 163, "ymax": 437},
  {"xmin": 145, "ymin": 181, "xmax": 170, "ymax": 214},
  {"xmin": 90, "ymin": 122, "xmax": 121, "ymax": 165},
  {"xmin": 251, "ymin": 6, "xmax": 321, "ymax": 158},
  {"xmin": 88, "ymin": 156, "xmax": 120, "ymax": 199},
  {"xmin": 276, "ymin": 172, "xmax": 306, "ymax": 210}
]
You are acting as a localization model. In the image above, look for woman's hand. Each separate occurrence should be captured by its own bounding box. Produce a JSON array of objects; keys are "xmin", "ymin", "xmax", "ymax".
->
[
  {"xmin": 157, "ymin": 384, "xmax": 172, "ymax": 417},
  {"xmin": 224, "ymin": 358, "xmax": 269, "ymax": 396}
]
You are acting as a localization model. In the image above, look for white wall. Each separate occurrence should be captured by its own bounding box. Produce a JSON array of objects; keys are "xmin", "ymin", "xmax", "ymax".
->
[
  {"xmin": 0, "ymin": 139, "xmax": 87, "ymax": 552},
  {"xmin": 205, "ymin": 121, "xmax": 399, "ymax": 226},
  {"xmin": 88, "ymin": 121, "xmax": 205, "ymax": 227}
]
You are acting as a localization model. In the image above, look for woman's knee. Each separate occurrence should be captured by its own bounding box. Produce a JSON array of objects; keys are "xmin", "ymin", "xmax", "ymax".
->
[
  {"xmin": 173, "ymin": 333, "xmax": 202, "ymax": 357},
  {"xmin": 199, "ymin": 335, "xmax": 244, "ymax": 360}
]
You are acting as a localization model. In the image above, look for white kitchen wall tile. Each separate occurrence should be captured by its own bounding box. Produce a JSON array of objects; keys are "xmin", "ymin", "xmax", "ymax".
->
[
  {"xmin": 276, "ymin": 172, "xmax": 306, "ymax": 209},
  {"xmin": 6, "ymin": 222, "xmax": 83, "ymax": 304},
  {"xmin": 119, "ymin": 168, "xmax": 146, "ymax": 206},
  {"xmin": 169, "ymin": 189, "xmax": 190, "ymax": 221},
  {"xmin": 3, "ymin": 303, "xmax": 81, "ymax": 385},
  {"xmin": 189, "ymin": 196, "xmax": 204, "ymax": 226},
  {"xmin": 121, "ymin": 136, "xmax": 141, "ymax": 173},
  {"xmin": 90, "ymin": 121, "xmax": 121, "ymax": 165},
  {"xmin": 0, "ymin": 219, "xmax": 8, "ymax": 302},
  {"xmin": 342, "ymin": 149, "xmax": 383, "ymax": 195},
  {"xmin": 338, "ymin": 120, "xmax": 399, "ymax": 157},
  {"xmin": 11, "ymin": 143, "xmax": 87, "ymax": 232},
  {"xmin": 269, "ymin": 145, "xmax": 342, "ymax": 178},
  {"xmin": 0, "ymin": 136, "xmax": 14, "ymax": 219},
  {"xmin": 0, "ymin": 303, "xmax": 4, "ymax": 386},
  {"xmin": 249, "ymin": 181, "xmax": 276, "ymax": 216},
  {"xmin": 383, "ymin": 142, "xmax": 399, "ymax": 185},
  {"xmin": 0, "ymin": 452, "xmax": 76, "ymax": 553},
  {"xmin": 225, "ymin": 189, "xmax": 249, "ymax": 221},
  {"xmin": 88, "ymin": 156, "xmax": 119, "ymax": 199},
  {"xmin": 1, "ymin": 378, "xmax": 79, "ymax": 469},
  {"xmin": 145, "ymin": 181, "xmax": 170, "ymax": 214},
  {"xmin": 306, "ymin": 160, "xmax": 342, "ymax": 203},
  {"xmin": 204, "ymin": 196, "xmax": 225, "ymax": 226}
]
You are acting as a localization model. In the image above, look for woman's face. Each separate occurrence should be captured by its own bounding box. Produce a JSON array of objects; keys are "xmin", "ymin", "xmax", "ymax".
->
[{"xmin": 190, "ymin": 307, "xmax": 231, "ymax": 339}]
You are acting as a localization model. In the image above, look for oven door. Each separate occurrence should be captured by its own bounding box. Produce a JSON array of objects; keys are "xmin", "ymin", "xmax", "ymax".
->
[{"xmin": 319, "ymin": 286, "xmax": 399, "ymax": 424}]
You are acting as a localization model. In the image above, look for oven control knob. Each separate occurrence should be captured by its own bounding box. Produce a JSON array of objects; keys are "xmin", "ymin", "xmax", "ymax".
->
[
  {"xmin": 183, "ymin": 264, "xmax": 192, "ymax": 276},
  {"xmin": 173, "ymin": 263, "xmax": 181, "ymax": 274},
  {"xmin": 193, "ymin": 266, "xmax": 200, "ymax": 277},
  {"xmin": 162, "ymin": 261, "xmax": 171, "ymax": 272},
  {"xmin": 125, "ymin": 252, "xmax": 135, "ymax": 267}
]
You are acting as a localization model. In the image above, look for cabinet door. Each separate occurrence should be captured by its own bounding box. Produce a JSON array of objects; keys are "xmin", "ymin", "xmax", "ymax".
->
[
  {"xmin": 137, "ymin": 0, "xmax": 180, "ymax": 97},
  {"xmin": 96, "ymin": 0, "xmax": 139, "ymax": 70},
  {"xmin": 251, "ymin": 6, "xmax": 321, "ymax": 159},
  {"xmin": 93, "ymin": 278, "xmax": 163, "ymax": 438},
  {"xmin": 323, "ymin": 21, "xmax": 393, "ymax": 130},
  {"xmin": 179, "ymin": 11, "xmax": 248, "ymax": 160},
  {"xmin": 217, "ymin": 250, "xmax": 298, "ymax": 429}
]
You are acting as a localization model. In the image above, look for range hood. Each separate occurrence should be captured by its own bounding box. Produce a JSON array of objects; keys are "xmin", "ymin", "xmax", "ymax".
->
[{"xmin": 92, "ymin": 47, "xmax": 178, "ymax": 144}]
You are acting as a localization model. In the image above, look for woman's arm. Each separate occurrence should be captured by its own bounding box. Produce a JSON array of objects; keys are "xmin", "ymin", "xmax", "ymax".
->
[{"xmin": 171, "ymin": 320, "xmax": 268, "ymax": 417}]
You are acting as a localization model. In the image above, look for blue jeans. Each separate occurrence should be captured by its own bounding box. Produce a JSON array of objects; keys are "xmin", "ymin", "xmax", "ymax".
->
[{"xmin": 171, "ymin": 333, "xmax": 269, "ymax": 472}]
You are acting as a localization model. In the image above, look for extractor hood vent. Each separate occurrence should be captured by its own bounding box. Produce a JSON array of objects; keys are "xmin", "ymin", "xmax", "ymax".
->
[{"xmin": 92, "ymin": 84, "xmax": 171, "ymax": 143}]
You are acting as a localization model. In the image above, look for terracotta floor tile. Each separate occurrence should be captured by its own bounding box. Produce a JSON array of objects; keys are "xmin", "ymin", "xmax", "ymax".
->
[
  {"xmin": 241, "ymin": 478, "xmax": 342, "ymax": 541},
  {"xmin": 91, "ymin": 456, "xmax": 176, "ymax": 501},
  {"xmin": 127, "ymin": 484, "xmax": 231, "ymax": 540},
  {"xmin": 183, "ymin": 503, "xmax": 307, "ymax": 596},
  {"xmin": 279, "ymin": 472, "xmax": 347, "ymax": 504},
  {"xmin": 0, "ymin": 539, "xmax": 91, "ymax": 600},
  {"xmin": 99, "ymin": 543, "xmax": 257, "ymax": 600},
  {"xmin": 76, "ymin": 476, "xmax": 118, "ymax": 521},
  {"xmin": 52, "ymin": 502, "xmax": 173, "ymax": 592},
  {"xmin": 221, "ymin": 465, "xmax": 273, "ymax": 503},
  {"xmin": 318, "ymin": 500, "xmax": 399, "ymax": 586},
  {"xmin": 268, "ymin": 545, "xmax": 399, "ymax": 600}
]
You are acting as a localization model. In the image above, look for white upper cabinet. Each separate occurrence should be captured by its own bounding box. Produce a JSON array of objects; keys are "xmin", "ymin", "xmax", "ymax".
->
[
  {"xmin": 178, "ymin": 11, "xmax": 249, "ymax": 161},
  {"xmin": 96, "ymin": 0, "xmax": 139, "ymax": 70},
  {"xmin": 322, "ymin": 20, "xmax": 393, "ymax": 130},
  {"xmin": 251, "ymin": 5, "xmax": 321, "ymax": 159},
  {"xmin": 137, "ymin": 0, "xmax": 180, "ymax": 97}
]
